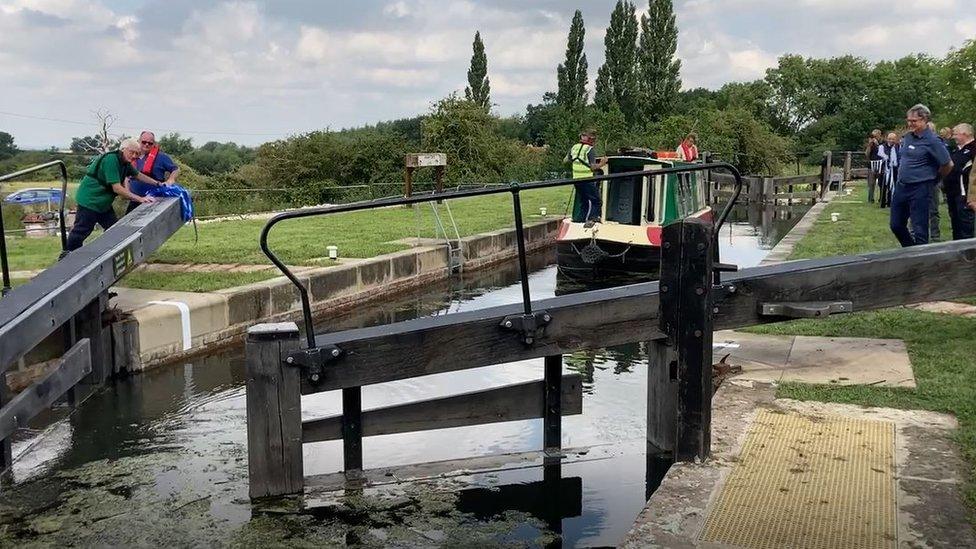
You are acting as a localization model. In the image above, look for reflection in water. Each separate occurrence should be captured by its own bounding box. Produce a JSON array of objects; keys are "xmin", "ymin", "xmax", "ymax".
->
[{"xmin": 1, "ymin": 201, "xmax": 810, "ymax": 547}]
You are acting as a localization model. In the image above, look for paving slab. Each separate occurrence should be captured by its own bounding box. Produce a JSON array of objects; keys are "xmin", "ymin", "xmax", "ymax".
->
[
  {"xmin": 713, "ymin": 330, "xmax": 915, "ymax": 389},
  {"xmin": 622, "ymin": 381, "xmax": 976, "ymax": 548}
]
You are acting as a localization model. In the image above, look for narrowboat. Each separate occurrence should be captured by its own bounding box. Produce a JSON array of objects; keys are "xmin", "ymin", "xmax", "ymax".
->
[{"xmin": 556, "ymin": 153, "xmax": 712, "ymax": 278}]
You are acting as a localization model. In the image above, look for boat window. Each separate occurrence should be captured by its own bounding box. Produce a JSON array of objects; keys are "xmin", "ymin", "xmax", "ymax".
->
[
  {"xmin": 644, "ymin": 175, "xmax": 656, "ymax": 223},
  {"xmin": 677, "ymin": 173, "xmax": 693, "ymax": 217}
]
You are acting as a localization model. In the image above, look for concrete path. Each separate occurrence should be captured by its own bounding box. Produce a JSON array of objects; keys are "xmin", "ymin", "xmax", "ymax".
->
[{"xmin": 714, "ymin": 330, "xmax": 916, "ymax": 388}]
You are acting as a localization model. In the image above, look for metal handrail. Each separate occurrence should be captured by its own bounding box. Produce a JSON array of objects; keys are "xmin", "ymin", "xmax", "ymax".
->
[
  {"xmin": 260, "ymin": 163, "xmax": 743, "ymax": 347},
  {"xmin": 0, "ymin": 160, "xmax": 70, "ymax": 294}
]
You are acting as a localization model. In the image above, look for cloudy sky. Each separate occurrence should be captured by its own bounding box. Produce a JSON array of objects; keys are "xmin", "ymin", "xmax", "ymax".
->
[{"xmin": 1, "ymin": 0, "xmax": 973, "ymax": 148}]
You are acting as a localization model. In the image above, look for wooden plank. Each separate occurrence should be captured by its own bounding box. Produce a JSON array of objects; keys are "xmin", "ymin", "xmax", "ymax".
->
[
  {"xmin": 660, "ymin": 220, "xmax": 714, "ymax": 462},
  {"xmin": 307, "ymin": 282, "xmax": 663, "ymax": 393},
  {"xmin": 75, "ymin": 292, "xmax": 111, "ymax": 385},
  {"xmin": 246, "ymin": 322, "xmax": 302, "ymax": 499},
  {"xmin": 304, "ymin": 443, "xmax": 619, "ymax": 495},
  {"xmin": 111, "ymin": 318, "xmax": 140, "ymax": 375},
  {"xmin": 713, "ymin": 239, "xmax": 976, "ymax": 332},
  {"xmin": 543, "ymin": 355, "xmax": 562, "ymax": 451},
  {"xmin": 309, "ymin": 239, "xmax": 976, "ymax": 393},
  {"xmin": 0, "ymin": 199, "xmax": 183, "ymax": 371},
  {"xmin": 0, "ymin": 339, "xmax": 91, "ymax": 442},
  {"xmin": 646, "ymin": 340, "xmax": 676, "ymax": 455},
  {"xmin": 302, "ymin": 374, "xmax": 583, "ymax": 443}
]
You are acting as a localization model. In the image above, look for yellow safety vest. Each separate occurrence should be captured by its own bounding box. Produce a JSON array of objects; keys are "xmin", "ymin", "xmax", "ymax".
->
[{"xmin": 570, "ymin": 143, "xmax": 593, "ymax": 179}]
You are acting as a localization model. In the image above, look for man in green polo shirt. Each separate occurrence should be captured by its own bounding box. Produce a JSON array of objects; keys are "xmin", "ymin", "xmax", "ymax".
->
[{"xmin": 66, "ymin": 138, "xmax": 164, "ymax": 252}]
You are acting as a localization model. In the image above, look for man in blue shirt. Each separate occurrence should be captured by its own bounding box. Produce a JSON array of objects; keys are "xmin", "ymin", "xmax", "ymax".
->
[
  {"xmin": 889, "ymin": 105, "xmax": 953, "ymax": 247},
  {"xmin": 126, "ymin": 130, "xmax": 179, "ymax": 213}
]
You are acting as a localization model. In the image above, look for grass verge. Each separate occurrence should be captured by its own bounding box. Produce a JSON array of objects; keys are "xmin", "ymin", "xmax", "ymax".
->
[
  {"xmin": 4, "ymin": 186, "xmax": 571, "ymax": 288},
  {"xmin": 745, "ymin": 182, "xmax": 976, "ymax": 512}
]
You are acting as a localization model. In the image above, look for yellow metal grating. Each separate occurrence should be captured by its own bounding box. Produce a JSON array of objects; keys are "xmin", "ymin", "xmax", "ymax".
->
[{"xmin": 700, "ymin": 409, "xmax": 896, "ymax": 549}]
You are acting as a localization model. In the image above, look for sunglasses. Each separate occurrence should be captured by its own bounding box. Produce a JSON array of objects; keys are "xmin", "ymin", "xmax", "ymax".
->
[{"xmin": 141, "ymin": 140, "xmax": 155, "ymax": 145}]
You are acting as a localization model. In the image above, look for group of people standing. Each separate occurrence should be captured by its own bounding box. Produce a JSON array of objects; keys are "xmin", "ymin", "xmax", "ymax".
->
[
  {"xmin": 64, "ymin": 131, "xmax": 180, "ymax": 253},
  {"xmin": 867, "ymin": 104, "xmax": 975, "ymax": 246}
]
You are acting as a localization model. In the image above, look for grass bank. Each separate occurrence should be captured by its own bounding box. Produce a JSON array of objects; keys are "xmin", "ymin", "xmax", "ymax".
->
[
  {"xmin": 4, "ymin": 186, "xmax": 571, "ymax": 290},
  {"xmin": 746, "ymin": 183, "xmax": 976, "ymax": 512}
]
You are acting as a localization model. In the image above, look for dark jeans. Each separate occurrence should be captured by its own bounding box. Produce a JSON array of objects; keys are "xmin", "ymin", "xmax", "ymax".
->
[
  {"xmin": 929, "ymin": 181, "xmax": 942, "ymax": 241},
  {"xmin": 945, "ymin": 193, "xmax": 975, "ymax": 240},
  {"xmin": 574, "ymin": 181, "xmax": 602, "ymax": 222},
  {"xmin": 890, "ymin": 181, "xmax": 932, "ymax": 247},
  {"xmin": 66, "ymin": 205, "xmax": 118, "ymax": 251},
  {"xmin": 879, "ymin": 166, "xmax": 895, "ymax": 208},
  {"xmin": 126, "ymin": 200, "xmax": 141, "ymax": 214}
]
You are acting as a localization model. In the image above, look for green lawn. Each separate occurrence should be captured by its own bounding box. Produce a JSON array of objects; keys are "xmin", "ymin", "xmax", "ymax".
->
[
  {"xmin": 790, "ymin": 184, "xmax": 953, "ymax": 259},
  {"xmin": 746, "ymin": 182, "xmax": 976, "ymax": 513},
  {"xmin": 4, "ymin": 187, "xmax": 571, "ymax": 288}
]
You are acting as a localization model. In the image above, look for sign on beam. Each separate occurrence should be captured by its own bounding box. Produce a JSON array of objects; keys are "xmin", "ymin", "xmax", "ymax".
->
[{"xmin": 405, "ymin": 153, "xmax": 447, "ymax": 168}]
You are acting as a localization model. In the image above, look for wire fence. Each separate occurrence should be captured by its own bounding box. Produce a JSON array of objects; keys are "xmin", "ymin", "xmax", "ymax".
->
[{"xmin": 1, "ymin": 181, "xmax": 509, "ymax": 234}]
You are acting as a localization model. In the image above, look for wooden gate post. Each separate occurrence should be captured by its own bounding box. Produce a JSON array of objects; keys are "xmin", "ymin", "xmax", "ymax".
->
[
  {"xmin": 821, "ymin": 151, "xmax": 833, "ymax": 200},
  {"xmin": 843, "ymin": 151, "xmax": 852, "ymax": 181},
  {"xmin": 246, "ymin": 322, "xmax": 303, "ymax": 499},
  {"xmin": 659, "ymin": 219, "xmax": 715, "ymax": 462},
  {"xmin": 75, "ymin": 291, "xmax": 112, "ymax": 386}
]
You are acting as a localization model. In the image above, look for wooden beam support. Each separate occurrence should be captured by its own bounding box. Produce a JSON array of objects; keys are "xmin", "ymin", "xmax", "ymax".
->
[
  {"xmin": 303, "ymin": 239, "xmax": 976, "ymax": 394},
  {"xmin": 306, "ymin": 283, "xmax": 662, "ymax": 393},
  {"xmin": 302, "ymin": 374, "xmax": 583, "ymax": 443},
  {"xmin": 0, "ymin": 339, "xmax": 91, "ymax": 443},
  {"xmin": 0, "ymin": 199, "xmax": 183, "ymax": 372},
  {"xmin": 660, "ymin": 220, "xmax": 714, "ymax": 461},
  {"xmin": 246, "ymin": 322, "xmax": 302, "ymax": 499}
]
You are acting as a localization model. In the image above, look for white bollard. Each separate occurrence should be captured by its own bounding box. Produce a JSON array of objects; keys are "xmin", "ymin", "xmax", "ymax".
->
[{"xmin": 327, "ymin": 245, "xmax": 339, "ymax": 260}]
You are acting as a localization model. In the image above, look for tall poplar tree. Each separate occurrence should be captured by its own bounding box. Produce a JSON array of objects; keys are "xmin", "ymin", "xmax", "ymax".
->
[
  {"xmin": 556, "ymin": 10, "xmax": 589, "ymax": 110},
  {"xmin": 465, "ymin": 31, "xmax": 491, "ymax": 110},
  {"xmin": 593, "ymin": 1, "xmax": 639, "ymax": 122},
  {"xmin": 636, "ymin": 0, "xmax": 682, "ymax": 122}
]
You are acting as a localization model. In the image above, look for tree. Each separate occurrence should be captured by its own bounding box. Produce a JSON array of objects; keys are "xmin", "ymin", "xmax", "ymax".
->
[
  {"xmin": 464, "ymin": 31, "xmax": 491, "ymax": 110},
  {"xmin": 69, "ymin": 110, "xmax": 120, "ymax": 154},
  {"xmin": 159, "ymin": 133, "xmax": 194, "ymax": 156},
  {"xmin": 422, "ymin": 95, "xmax": 540, "ymax": 182},
  {"xmin": 182, "ymin": 142, "xmax": 253, "ymax": 175},
  {"xmin": 594, "ymin": 1, "xmax": 639, "ymax": 122},
  {"xmin": 0, "ymin": 131, "xmax": 16, "ymax": 161},
  {"xmin": 636, "ymin": 0, "xmax": 681, "ymax": 123},
  {"xmin": 556, "ymin": 10, "xmax": 589, "ymax": 111},
  {"xmin": 936, "ymin": 40, "xmax": 976, "ymax": 127}
]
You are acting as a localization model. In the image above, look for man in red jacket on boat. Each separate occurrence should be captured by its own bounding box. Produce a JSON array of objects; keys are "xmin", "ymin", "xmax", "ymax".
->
[{"xmin": 126, "ymin": 130, "xmax": 178, "ymax": 213}]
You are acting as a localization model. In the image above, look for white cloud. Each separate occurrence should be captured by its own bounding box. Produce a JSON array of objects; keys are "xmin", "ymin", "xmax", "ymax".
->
[{"xmin": 0, "ymin": 0, "xmax": 972, "ymax": 148}]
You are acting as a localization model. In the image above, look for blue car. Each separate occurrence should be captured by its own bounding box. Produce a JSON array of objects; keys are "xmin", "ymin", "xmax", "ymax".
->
[{"xmin": 2, "ymin": 188, "xmax": 64, "ymax": 206}]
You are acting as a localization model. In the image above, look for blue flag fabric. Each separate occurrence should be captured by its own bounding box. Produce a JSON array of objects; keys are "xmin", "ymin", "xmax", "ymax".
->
[{"xmin": 146, "ymin": 184, "xmax": 194, "ymax": 221}]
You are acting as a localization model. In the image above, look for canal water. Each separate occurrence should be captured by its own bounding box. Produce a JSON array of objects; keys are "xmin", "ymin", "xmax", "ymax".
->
[{"xmin": 0, "ymin": 203, "xmax": 809, "ymax": 547}]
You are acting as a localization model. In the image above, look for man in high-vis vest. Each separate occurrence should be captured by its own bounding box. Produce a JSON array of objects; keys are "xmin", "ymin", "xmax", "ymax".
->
[{"xmin": 566, "ymin": 130, "xmax": 607, "ymax": 225}]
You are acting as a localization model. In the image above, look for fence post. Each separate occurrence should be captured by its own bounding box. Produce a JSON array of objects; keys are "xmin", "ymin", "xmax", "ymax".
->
[
  {"xmin": 246, "ymin": 322, "xmax": 303, "ymax": 499},
  {"xmin": 843, "ymin": 151, "xmax": 852, "ymax": 181},
  {"xmin": 659, "ymin": 219, "xmax": 714, "ymax": 462},
  {"xmin": 821, "ymin": 151, "xmax": 833, "ymax": 200},
  {"xmin": 543, "ymin": 355, "xmax": 562, "ymax": 452}
]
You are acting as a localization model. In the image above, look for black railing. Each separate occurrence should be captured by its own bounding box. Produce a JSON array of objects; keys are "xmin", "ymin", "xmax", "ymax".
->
[
  {"xmin": 260, "ymin": 163, "xmax": 743, "ymax": 349},
  {"xmin": 0, "ymin": 160, "xmax": 70, "ymax": 295}
]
